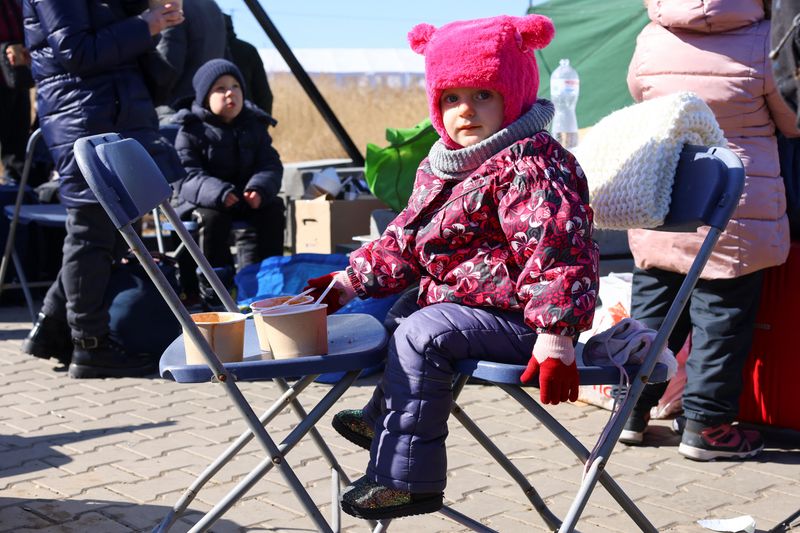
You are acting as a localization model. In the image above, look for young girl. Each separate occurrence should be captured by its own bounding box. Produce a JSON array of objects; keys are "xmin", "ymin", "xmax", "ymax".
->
[{"xmin": 305, "ymin": 15, "xmax": 599, "ymax": 519}]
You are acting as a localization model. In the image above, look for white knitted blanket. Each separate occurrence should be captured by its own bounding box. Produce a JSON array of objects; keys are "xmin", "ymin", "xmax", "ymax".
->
[{"xmin": 573, "ymin": 92, "xmax": 726, "ymax": 230}]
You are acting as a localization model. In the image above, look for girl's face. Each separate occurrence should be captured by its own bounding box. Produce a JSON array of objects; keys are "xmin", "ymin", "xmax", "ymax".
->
[
  {"xmin": 440, "ymin": 88, "xmax": 504, "ymax": 147},
  {"xmin": 207, "ymin": 74, "xmax": 243, "ymax": 123}
]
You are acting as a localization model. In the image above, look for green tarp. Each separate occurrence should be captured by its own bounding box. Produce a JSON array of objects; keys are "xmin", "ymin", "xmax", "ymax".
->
[{"xmin": 530, "ymin": 0, "xmax": 649, "ymax": 128}]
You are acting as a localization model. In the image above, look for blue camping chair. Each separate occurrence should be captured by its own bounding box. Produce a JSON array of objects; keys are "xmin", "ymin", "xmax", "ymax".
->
[
  {"xmin": 0, "ymin": 128, "xmax": 67, "ymax": 321},
  {"xmin": 73, "ymin": 133, "xmax": 388, "ymax": 533},
  {"xmin": 431, "ymin": 145, "xmax": 745, "ymax": 532}
]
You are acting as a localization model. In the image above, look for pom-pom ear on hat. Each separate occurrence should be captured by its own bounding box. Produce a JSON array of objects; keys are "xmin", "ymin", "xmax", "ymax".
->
[
  {"xmin": 409, "ymin": 14, "xmax": 555, "ymax": 148},
  {"xmin": 408, "ymin": 23, "xmax": 436, "ymax": 54},
  {"xmin": 517, "ymin": 14, "xmax": 555, "ymax": 50}
]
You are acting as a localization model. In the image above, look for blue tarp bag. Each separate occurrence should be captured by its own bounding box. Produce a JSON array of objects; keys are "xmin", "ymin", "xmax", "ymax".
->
[{"xmin": 235, "ymin": 253, "xmax": 397, "ymax": 383}]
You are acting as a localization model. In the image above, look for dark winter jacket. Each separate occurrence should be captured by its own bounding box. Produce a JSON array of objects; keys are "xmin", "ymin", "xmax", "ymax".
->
[
  {"xmin": 772, "ymin": 0, "xmax": 800, "ymax": 126},
  {"xmin": 348, "ymin": 132, "xmax": 599, "ymax": 339},
  {"xmin": 23, "ymin": 0, "xmax": 184, "ymax": 207},
  {"xmin": 224, "ymin": 14, "xmax": 272, "ymax": 115},
  {"xmin": 157, "ymin": 0, "xmax": 226, "ymax": 107},
  {"xmin": 171, "ymin": 101, "xmax": 282, "ymax": 217}
]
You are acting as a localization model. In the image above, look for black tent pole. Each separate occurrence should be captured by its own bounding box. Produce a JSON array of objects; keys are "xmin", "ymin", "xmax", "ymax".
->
[{"xmin": 241, "ymin": 0, "xmax": 365, "ymax": 166}]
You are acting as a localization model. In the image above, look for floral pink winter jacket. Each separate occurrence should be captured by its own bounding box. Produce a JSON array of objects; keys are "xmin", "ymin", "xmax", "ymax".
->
[{"xmin": 346, "ymin": 132, "xmax": 600, "ymax": 338}]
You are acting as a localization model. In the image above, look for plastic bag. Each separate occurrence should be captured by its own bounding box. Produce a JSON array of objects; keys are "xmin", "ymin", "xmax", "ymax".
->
[
  {"xmin": 651, "ymin": 334, "xmax": 690, "ymax": 419},
  {"xmin": 365, "ymin": 118, "xmax": 439, "ymax": 212}
]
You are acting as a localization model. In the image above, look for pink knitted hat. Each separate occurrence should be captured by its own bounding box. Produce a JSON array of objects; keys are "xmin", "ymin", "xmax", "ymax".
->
[{"xmin": 408, "ymin": 15, "xmax": 555, "ymax": 148}]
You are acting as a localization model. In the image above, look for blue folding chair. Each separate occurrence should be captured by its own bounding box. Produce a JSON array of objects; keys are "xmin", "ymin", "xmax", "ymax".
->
[
  {"xmin": 73, "ymin": 133, "xmax": 388, "ymax": 533},
  {"xmin": 437, "ymin": 145, "xmax": 745, "ymax": 532},
  {"xmin": 0, "ymin": 128, "xmax": 67, "ymax": 321}
]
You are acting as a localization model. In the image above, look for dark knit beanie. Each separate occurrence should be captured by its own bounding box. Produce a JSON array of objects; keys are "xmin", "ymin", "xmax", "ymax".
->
[{"xmin": 192, "ymin": 59, "xmax": 246, "ymax": 107}]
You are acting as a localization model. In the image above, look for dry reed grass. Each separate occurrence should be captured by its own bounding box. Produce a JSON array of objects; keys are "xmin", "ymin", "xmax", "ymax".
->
[{"xmin": 268, "ymin": 73, "xmax": 429, "ymax": 163}]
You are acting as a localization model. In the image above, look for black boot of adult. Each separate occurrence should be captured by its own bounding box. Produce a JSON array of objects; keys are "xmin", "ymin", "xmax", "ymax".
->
[
  {"xmin": 22, "ymin": 312, "xmax": 73, "ymax": 366},
  {"xmin": 69, "ymin": 336, "xmax": 158, "ymax": 379}
]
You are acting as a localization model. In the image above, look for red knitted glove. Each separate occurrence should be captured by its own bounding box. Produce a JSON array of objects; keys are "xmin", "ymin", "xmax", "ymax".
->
[
  {"xmin": 303, "ymin": 271, "xmax": 355, "ymax": 315},
  {"xmin": 520, "ymin": 358, "xmax": 580, "ymax": 405}
]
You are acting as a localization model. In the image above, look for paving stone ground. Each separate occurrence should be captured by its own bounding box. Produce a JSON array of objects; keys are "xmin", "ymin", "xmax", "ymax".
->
[{"xmin": 1, "ymin": 304, "xmax": 798, "ymax": 532}]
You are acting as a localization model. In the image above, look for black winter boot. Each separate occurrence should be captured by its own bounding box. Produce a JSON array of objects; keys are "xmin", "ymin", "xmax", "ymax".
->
[
  {"xmin": 22, "ymin": 312, "xmax": 72, "ymax": 365},
  {"xmin": 68, "ymin": 336, "xmax": 158, "ymax": 379}
]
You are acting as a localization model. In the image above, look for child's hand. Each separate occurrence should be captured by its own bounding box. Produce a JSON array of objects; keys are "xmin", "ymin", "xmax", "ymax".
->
[
  {"xmin": 520, "ymin": 358, "xmax": 579, "ymax": 404},
  {"xmin": 303, "ymin": 271, "xmax": 356, "ymax": 314},
  {"xmin": 222, "ymin": 191, "xmax": 239, "ymax": 208},
  {"xmin": 142, "ymin": 2, "xmax": 184, "ymax": 36},
  {"xmin": 520, "ymin": 334, "xmax": 579, "ymax": 404},
  {"xmin": 243, "ymin": 190, "xmax": 262, "ymax": 209}
]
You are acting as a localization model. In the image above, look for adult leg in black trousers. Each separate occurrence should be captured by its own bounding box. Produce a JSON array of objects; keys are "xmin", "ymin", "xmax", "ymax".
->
[
  {"xmin": 628, "ymin": 267, "xmax": 695, "ymax": 420},
  {"xmin": 33, "ymin": 204, "xmax": 158, "ymax": 378},
  {"xmin": 625, "ymin": 266, "xmax": 765, "ymax": 459}
]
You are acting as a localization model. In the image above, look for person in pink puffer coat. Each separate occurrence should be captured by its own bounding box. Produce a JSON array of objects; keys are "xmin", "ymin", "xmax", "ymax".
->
[{"xmin": 619, "ymin": 0, "xmax": 800, "ymax": 461}]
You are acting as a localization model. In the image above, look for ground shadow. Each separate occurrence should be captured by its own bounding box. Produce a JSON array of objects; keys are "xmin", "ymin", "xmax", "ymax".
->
[
  {"xmin": 0, "ymin": 497, "xmax": 248, "ymax": 533},
  {"xmin": 0, "ymin": 421, "xmax": 174, "ymax": 476}
]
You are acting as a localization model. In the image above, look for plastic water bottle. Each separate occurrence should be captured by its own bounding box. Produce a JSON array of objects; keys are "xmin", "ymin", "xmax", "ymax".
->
[{"xmin": 550, "ymin": 58, "xmax": 580, "ymax": 149}]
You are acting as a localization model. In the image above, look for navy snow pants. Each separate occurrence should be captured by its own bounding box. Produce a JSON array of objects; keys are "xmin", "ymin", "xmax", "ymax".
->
[{"xmin": 362, "ymin": 298, "xmax": 536, "ymax": 493}]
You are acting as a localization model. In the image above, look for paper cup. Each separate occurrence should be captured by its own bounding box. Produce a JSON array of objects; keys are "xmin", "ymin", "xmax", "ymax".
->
[
  {"xmin": 184, "ymin": 312, "xmax": 245, "ymax": 365},
  {"xmin": 254, "ymin": 304, "xmax": 328, "ymax": 359},
  {"xmin": 251, "ymin": 295, "xmax": 315, "ymax": 352}
]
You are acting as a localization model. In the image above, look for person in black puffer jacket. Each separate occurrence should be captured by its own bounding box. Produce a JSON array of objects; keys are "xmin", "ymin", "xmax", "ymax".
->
[
  {"xmin": 20, "ymin": 0, "xmax": 185, "ymax": 379},
  {"xmin": 171, "ymin": 59, "xmax": 284, "ymax": 304}
]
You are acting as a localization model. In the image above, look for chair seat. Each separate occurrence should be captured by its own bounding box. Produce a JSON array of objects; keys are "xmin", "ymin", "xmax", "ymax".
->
[
  {"xmin": 4, "ymin": 203, "xmax": 67, "ymax": 227},
  {"xmin": 160, "ymin": 313, "xmax": 388, "ymax": 383},
  {"xmin": 456, "ymin": 358, "xmax": 669, "ymax": 386}
]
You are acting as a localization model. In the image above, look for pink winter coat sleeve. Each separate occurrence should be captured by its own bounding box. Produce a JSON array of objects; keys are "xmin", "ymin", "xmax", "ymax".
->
[
  {"xmin": 346, "ymin": 206, "xmax": 422, "ymax": 299},
  {"xmin": 497, "ymin": 148, "xmax": 599, "ymax": 337}
]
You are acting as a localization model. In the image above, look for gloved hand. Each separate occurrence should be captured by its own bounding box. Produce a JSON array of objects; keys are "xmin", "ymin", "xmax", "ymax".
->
[
  {"xmin": 520, "ymin": 333, "xmax": 579, "ymax": 405},
  {"xmin": 520, "ymin": 358, "xmax": 579, "ymax": 405},
  {"xmin": 303, "ymin": 271, "xmax": 356, "ymax": 315}
]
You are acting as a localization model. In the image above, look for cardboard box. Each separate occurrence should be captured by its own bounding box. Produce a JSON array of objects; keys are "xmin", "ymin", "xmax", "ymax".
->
[{"xmin": 293, "ymin": 196, "xmax": 386, "ymax": 254}]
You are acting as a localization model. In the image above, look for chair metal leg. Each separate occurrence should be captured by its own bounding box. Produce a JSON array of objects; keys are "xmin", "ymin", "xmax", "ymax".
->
[
  {"xmin": 11, "ymin": 249, "xmax": 36, "ymax": 322},
  {"xmin": 159, "ymin": 202, "xmax": 239, "ymax": 312},
  {"xmin": 769, "ymin": 508, "xmax": 800, "ymax": 533},
  {"xmin": 450, "ymin": 400, "xmax": 562, "ymax": 530},
  {"xmin": 557, "ymin": 229, "xmax": 723, "ymax": 532},
  {"xmin": 275, "ymin": 377, "xmax": 355, "ymax": 485},
  {"xmin": 499, "ymin": 384, "xmax": 656, "ymax": 533},
  {"xmin": 438, "ymin": 507, "xmax": 499, "ymax": 533},
  {"xmin": 0, "ymin": 129, "xmax": 42, "ymax": 312},
  {"xmin": 153, "ymin": 375, "xmax": 318, "ymax": 533},
  {"xmin": 185, "ymin": 371, "xmax": 360, "ymax": 533},
  {"xmin": 152, "ymin": 208, "xmax": 165, "ymax": 254},
  {"xmin": 119, "ymin": 222, "xmax": 331, "ymax": 532}
]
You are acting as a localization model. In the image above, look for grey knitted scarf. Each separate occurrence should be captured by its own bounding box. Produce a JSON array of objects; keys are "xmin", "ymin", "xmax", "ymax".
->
[{"xmin": 427, "ymin": 99, "xmax": 555, "ymax": 181}]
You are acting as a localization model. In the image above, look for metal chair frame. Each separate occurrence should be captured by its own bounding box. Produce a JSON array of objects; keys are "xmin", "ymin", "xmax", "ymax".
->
[
  {"xmin": 0, "ymin": 128, "xmax": 67, "ymax": 321},
  {"xmin": 73, "ymin": 133, "xmax": 389, "ymax": 533}
]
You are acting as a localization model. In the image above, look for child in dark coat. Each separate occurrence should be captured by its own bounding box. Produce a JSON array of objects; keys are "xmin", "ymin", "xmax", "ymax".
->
[
  {"xmin": 304, "ymin": 15, "xmax": 599, "ymax": 520},
  {"xmin": 173, "ymin": 59, "xmax": 285, "ymax": 277}
]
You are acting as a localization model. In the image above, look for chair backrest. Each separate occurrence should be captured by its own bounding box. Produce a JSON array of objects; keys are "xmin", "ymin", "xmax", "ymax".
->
[
  {"xmin": 74, "ymin": 133, "xmax": 173, "ymax": 228},
  {"xmin": 656, "ymin": 145, "xmax": 744, "ymax": 233}
]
